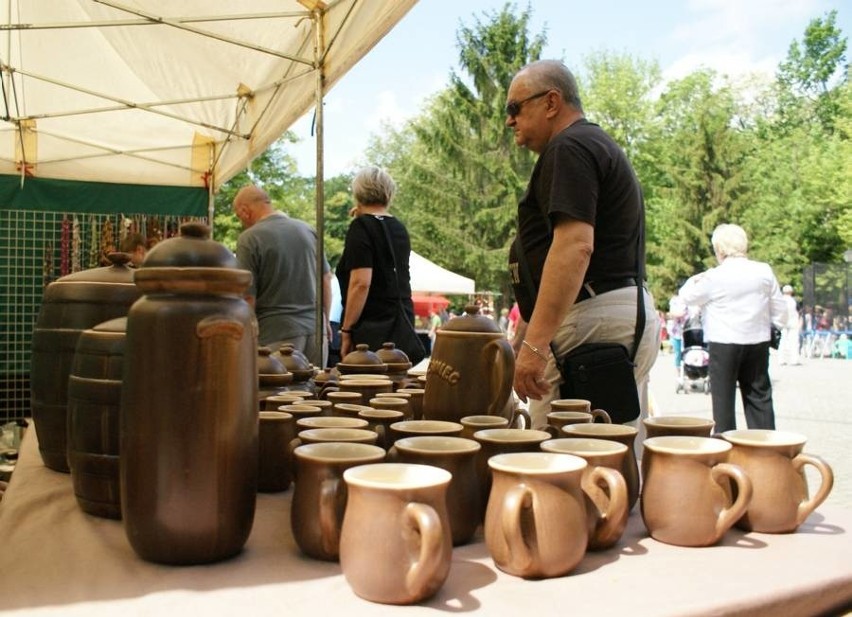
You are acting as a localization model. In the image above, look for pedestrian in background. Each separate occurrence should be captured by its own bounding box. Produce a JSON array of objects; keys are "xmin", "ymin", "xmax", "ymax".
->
[
  {"xmin": 779, "ymin": 284, "xmax": 802, "ymax": 366},
  {"xmin": 233, "ymin": 185, "xmax": 332, "ymax": 368},
  {"xmin": 679, "ymin": 224, "xmax": 787, "ymax": 433}
]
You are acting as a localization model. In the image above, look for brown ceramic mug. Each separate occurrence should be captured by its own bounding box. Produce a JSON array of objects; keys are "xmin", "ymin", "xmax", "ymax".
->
[
  {"xmin": 295, "ymin": 427, "xmax": 379, "ymax": 447},
  {"xmin": 295, "ymin": 416, "xmax": 368, "ymax": 434},
  {"xmin": 340, "ymin": 463, "xmax": 453, "ymax": 604},
  {"xmin": 643, "ymin": 415, "xmax": 715, "ymax": 439},
  {"xmin": 369, "ymin": 396, "xmax": 411, "ymax": 419},
  {"xmin": 330, "ymin": 402, "xmax": 374, "ymax": 419},
  {"xmin": 721, "ymin": 429, "xmax": 834, "ymax": 533},
  {"xmin": 357, "ymin": 408, "xmax": 405, "ymax": 450},
  {"xmin": 459, "ymin": 414, "xmax": 509, "ymax": 440},
  {"xmin": 258, "ymin": 411, "xmax": 295, "ymax": 493},
  {"xmin": 388, "ymin": 436, "xmax": 482, "ymax": 545},
  {"xmin": 338, "ymin": 378, "xmax": 393, "ymax": 403},
  {"xmin": 278, "ymin": 403, "xmax": 323, "ymax": 421},
  {"xmin": 561, "ymin": 423, "xmax": 640, "ymax": 512},
  {"xmin": 324, "ymin": 390, "xmax": 363, "ymax": 409},
  {"xmin": 540, "ymin": 437, "xmax": 629, "ymax": 550},
  {"xmin": 263, "ymin": 392, "xmax": 311, "ymax": 410},
  {"xmin": 641, "ymin": 436, "xmax": 753, "ymax": 547},
  {"xmin": 291, "ymin": 442, "xmax": 385, "ymax": 561},
  {"xmin": 397, "ymin": 387, "xmax": 425, "ymax": 420},
  {"xmin": 485, "ymin": 452, "xmax": 615, "ymax": 578},
  {"xmin": 388, "ymin": 420, "xmax": 463, "ymax": 449}
]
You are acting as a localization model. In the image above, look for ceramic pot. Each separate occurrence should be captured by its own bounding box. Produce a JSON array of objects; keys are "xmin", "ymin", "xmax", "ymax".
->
[
  {"xmin": 121, "ymin": 223, "xmax": 257, "ymax": 565},
  {"xmin": 31, "ymin": 253, "xmax": 140, "ymax": 472},
  {"xmin": 423, "ymin": 305, "xmax": 514, "ymax": 422}
]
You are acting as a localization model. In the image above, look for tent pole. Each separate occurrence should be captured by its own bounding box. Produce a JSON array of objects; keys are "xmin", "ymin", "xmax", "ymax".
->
[{"xmin": 312, "ymin": 6, "xmax": 327, "ymax": 368}]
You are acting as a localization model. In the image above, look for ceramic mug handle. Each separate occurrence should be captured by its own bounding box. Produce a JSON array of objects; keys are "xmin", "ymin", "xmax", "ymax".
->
[
  {"xmin": 792, "ymin": 453, "xmax": 834, "ymax": 527},
  {"xmin": 319, "ymin": 477, "xmax": 341, "ymax": 558},
  {"xmin": 403, "ymin": 502, "xmax": 444, "ymax": 597},
  {"xmin": 501, "ymin": 484, "xmax": 535, "ymax": 573},
  {"xmin": 586, "ymin": 466, "xmax": 628, "ymax": 550},
  {"xmin": 591, "ymin": 408, "xmax": 612, "ymax": 423},
  {"xmin": 711, "ymin": 462, "xmax": 753, "ymax": 542}
]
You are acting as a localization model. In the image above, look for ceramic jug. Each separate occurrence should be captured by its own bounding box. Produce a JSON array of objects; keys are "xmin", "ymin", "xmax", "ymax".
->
[
  {"xmin": 121, "ymin": 223, "xmax": 257, "ymax": 565},
  {"xmin": 423, "ymin": 305, "xmax": 514, "ymax": 422}
]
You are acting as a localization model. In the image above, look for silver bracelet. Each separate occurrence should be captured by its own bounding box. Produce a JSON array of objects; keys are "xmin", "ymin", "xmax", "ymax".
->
[{"xmin": 522, "ymin": 339, "xmax": 549, "ymax": 362}]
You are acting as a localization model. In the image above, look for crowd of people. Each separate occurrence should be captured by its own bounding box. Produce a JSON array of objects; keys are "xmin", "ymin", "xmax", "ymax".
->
[{"xmin": 219, "ymin": 59, "xmax": 843, "ymax": 438}]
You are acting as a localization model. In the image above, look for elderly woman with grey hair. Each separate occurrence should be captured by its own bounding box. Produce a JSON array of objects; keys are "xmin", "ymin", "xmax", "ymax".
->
[
  {"xmin": 678, "ymin": 224, "xmax": 787, "ymax": 433},
  {"xmin": 335, "ymin": 166, "xmax": 423, "ymax": 362}
]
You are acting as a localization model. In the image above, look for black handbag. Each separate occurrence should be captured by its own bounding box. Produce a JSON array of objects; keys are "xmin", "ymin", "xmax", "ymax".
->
[
  {"xmin": 555, "ymin": 342, "xmax": 641, "ymax": 423},
  {"xmin": 349, "ymin": 216, "xmax": 426, "ymax": 365},
  {"xmin": 770, "ymin": 326, "xmax": 782, "ymax": 350}
]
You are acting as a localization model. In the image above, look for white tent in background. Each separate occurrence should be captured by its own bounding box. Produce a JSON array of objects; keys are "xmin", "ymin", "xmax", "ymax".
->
[{"xmin": 409, "ymin": 251, "xmax": 475, "ymax": 295}]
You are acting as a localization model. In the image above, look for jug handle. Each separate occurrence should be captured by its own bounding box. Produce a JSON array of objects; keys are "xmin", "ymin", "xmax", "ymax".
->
[
  {"xmin": 319, "ymin": 477, "xmax": 341, "ymax": 557},
  {"xmin": 711, "ymin": 463, "xmax": 753, "ymax": 542},
  {"xmin": 792, "ymin": 453, "xmax": 834, "ymax": 527},
  {"xmin": 502, "ymin": 484, "xmax": 535, "ymax": 573},
  {"xmin": 196, "ymin": 316, "xmax": 244, "ymax": 341},
  {"xmin": 485, "ymin": 337, "xmax": 515, "ymax": 417},
  {"xmin": 404, "ymin": 502, "xmax": 444, "ymax": 596}
]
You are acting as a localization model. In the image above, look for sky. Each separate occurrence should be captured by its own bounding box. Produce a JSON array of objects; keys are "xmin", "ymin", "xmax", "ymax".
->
[{"xmin": 287, "ymin": 0, "xmax": 851, "ymax": 177}]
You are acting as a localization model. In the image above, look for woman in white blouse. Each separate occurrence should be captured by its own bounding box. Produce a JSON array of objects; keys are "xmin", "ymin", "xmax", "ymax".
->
[{"xmin": 678, "ymin": 224, "xmax": 787, "ymax": 433}]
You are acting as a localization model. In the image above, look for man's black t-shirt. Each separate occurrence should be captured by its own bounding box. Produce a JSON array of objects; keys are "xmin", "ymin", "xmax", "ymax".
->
[{"xmin": 509, "ymin": 119, "xmax": 644, "ymax": 321}]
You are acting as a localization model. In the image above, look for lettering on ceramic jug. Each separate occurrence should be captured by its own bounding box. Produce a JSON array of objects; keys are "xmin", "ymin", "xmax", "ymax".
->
[{"xmin": 428, "ymin": 360, "xmax": 461, "ymax": 385}]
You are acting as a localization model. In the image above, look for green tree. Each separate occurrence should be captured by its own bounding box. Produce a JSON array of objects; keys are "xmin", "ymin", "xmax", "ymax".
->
[{"xmin": 368, "ymin": 3, "xmax": 544, "ymax": 306}]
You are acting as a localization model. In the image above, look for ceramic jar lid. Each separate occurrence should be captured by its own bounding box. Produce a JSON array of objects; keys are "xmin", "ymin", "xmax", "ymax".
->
[
  {"xmin": 440, "ymin": 305, "xmax": 502, "ymax": 333},
  {"xmin": 141, "ymin": 222, "xmax": 237, "ymax": 268},
  {"xmin": 375, "ymin": 342, "xmax": 412, "ymax": 373},
  {"xmin": 338, "ymin": 344, "xmax": 387, "ymax": 375}
]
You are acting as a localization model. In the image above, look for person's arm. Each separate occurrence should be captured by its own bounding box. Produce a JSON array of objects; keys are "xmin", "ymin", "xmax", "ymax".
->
[
  {"xmin": 768, "ymin": 275, "xmax": 787, "ymax": 330},
  {"xmin": 513, "ymin": 218, "xmax": 593, "ymax": 402},
  {"xmin": 339, "ymin": 267, "xmax": 372, "ymax": 357}
]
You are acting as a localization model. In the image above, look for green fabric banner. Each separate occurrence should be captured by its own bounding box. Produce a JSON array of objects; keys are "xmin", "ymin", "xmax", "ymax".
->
[{"xmin": 0, "ymin": 175, "xmax": 207, "ymax": 216}]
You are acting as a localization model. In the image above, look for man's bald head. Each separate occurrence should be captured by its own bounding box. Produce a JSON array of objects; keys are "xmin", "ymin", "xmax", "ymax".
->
[{"xmin": 233, "ymin": 185, "xmax": 273, "ymax": 228}]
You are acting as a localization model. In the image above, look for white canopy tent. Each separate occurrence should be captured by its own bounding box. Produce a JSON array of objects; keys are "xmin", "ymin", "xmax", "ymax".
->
[
  {"xmin": 409, "ymin": 251, "xmax": 475, "ymax": 295},
  {"xmin": 0, "ymin": 0, "xmax": 418, "ymax": 215}
]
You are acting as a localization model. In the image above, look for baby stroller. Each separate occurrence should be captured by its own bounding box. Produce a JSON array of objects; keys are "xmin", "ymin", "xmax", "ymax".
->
[{"xmin": 676, "ymin": 327, "xmax": 710, "ymax": 394}]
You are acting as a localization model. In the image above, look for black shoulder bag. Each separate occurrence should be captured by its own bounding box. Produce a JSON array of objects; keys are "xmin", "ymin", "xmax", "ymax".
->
[
  {"xmin": 349, "ymin": 216, "xmax": 426, "ymax": 365},
  {"xmin": 516, "ymin": 214, "xmax": 646, "ymax": 424}
]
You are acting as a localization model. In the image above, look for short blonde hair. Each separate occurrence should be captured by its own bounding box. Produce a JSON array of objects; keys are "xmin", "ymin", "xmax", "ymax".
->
[
  {"xmin": 711, "ymin": 224, "xmax": 748, "ymax": 259},
  {"xmin": 352, "ymin": 166, "xmax": 396, "ymax": 207}
]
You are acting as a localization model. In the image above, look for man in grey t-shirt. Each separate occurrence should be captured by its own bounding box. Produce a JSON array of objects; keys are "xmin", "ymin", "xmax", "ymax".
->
[{"xmin": 233, "ymin": 185, "xmax": 331, "ymax": 367}]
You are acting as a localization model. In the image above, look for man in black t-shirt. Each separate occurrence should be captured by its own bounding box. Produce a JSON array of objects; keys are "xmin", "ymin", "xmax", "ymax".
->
[{"xmin": 506, "ymin": 60, "xmax": 659, "ymax": 431}]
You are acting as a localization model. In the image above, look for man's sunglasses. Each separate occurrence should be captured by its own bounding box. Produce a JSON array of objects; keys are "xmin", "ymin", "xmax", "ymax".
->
[{"xmin": 505, "ymin": 90, "xmax": 551, "ymax": 118}]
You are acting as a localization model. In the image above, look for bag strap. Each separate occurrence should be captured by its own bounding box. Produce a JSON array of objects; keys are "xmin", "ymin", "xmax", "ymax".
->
[
  {"xmin": 515, "ymin": 197, "xmax": 646, "ymax": 362},
  {"xmin": 357, "ymin": 214, "xmax": 416, "ymax": 331}
]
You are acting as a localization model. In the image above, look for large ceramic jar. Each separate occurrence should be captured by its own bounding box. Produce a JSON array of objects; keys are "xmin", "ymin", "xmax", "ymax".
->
[
  {"xmin": 120, "ymin": 223, "xmax": 257, "ymax": 565},
  {"xmin": 31, "ymin": 253, "xmax": 139, "ymax": 472},
  {"xmin": 423, "ymin": 305, "xmax": 514, "ymax": 422}
]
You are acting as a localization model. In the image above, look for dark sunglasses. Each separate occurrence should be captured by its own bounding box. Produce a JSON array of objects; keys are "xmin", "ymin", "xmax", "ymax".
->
[{"xmin": 505, "ymin": 90, "xmax": 550, "ymax": 117}]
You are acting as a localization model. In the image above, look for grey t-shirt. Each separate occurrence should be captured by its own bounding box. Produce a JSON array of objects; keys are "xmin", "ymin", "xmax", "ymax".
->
[{"xmin": 236, "ymin": 212, "xmax": 329, "ymax": 344}]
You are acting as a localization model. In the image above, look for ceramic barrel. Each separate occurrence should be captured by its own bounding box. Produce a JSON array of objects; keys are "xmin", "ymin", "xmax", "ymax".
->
[
  {"xmin": 120, "ymin": 225, "xmax": 258, "ymax": 565},
  {"xmin": 30, "ymin": 254, "xmax": 139, "ymax": 472},
  {"xmin": 67, "ymin": 317, "xmax": 127, "ymax": 519}
]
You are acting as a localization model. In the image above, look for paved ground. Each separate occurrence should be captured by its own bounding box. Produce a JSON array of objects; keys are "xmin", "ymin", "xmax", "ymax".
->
[{"xmin": 648, "ymin": 349, "xmax": 852, "ymax": 510}]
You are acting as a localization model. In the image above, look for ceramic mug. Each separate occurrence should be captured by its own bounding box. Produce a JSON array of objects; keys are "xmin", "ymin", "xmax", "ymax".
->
[
  {"xmin": 290, "ymin": 442, "xmax": 385, "ymax": 560},
  {"xmin": 257, "ymin": 411, "xmax": 295, "ymax": 493},
  {"xmin": 459, "ymin": 414, "xmax": 509, "ymax": 440},
  {"xmin": 561, "ymin": 423, "xmax": 640, "ymax": 512},
  {"xmin": 397, "ymin": 387, "xmax": 425, "ymax": 420},
  {"xmin": 485, "ymin": 452, "xmax": 616, "ymax": 579},
  {"xmin": 340, "ymin": 463, "xmax": 453, "ymax": 604},
  {"xmin": 721, "ymin": 429, "xmax": 834, "ymax": 533},
  {"xmin": 549, "ymin": 398, "xmax": 592, "ymax": 413},
  {"xmin": 540, "ymin": 437, "xmax": 629, "ymax": 550},
  {"xmin": 357, "ymin": 408, "xmax": 405, "ymax": 450},
  {"xmin": 642, "ymin": 415, "xmax": 715, "ymax": 439},
  {"xmin": 641, "ymin": 436, "xmax": 752, "ymax": 547},
  {"xmin": 388, "ymin": 420, "xmax": 463, "ymax": 449},
  {"xmin": 388, "ymin": 436, "xmax": 482, "ymax": 545},
  {"xmin": 294, "ymin": 416, "xmax": 368, "ymax": 434},
  {"xmin": 472, "ymin": 428, "xmax": 552, "ymax": 515}
]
